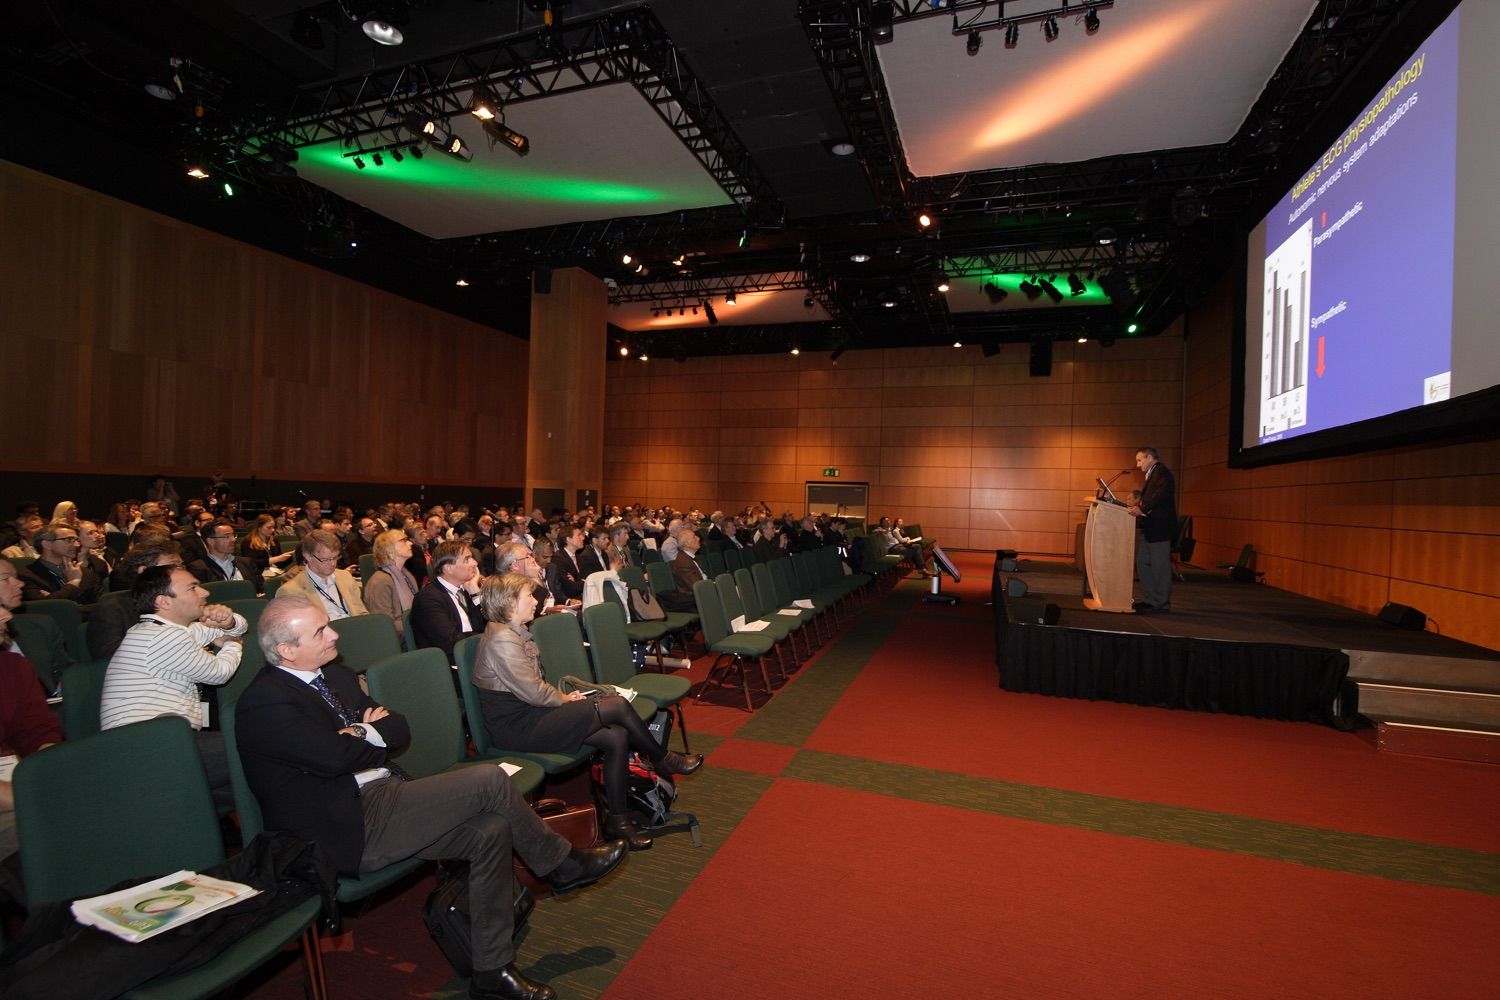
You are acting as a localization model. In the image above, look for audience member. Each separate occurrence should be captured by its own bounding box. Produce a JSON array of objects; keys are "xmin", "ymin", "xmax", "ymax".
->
[
  {"xmin": 410, "ymin": 540, "xmax": 483, "ymax": 663},
  {"xmin": 237, "ymin": 514, "xmax": 295, "ymax": 579},
  {"xmin": 405, "ymin": 521, "xmax": 433, "ymax": 586},
  {"xmin": 658, "ymin": 517, "xmax": 686, "ymax": 562},
  {"xmin": 1, "ymin": 514, "xmax": 42, "ymax": 559},
  {"xmin": 752, "ymin": 519, "xmax": 788, "ymax": 562},
  {"xmin": 577, "ymin": 525, "xmax": 619, "ymax": 578},
  {"xmin": 19, "ymin": 521, "xmax": 103, "ymax": 603},
  {"xmin": 236, "ymin": 595, "xmax": 627, "ymax": 1000},
  {"xmin": 99, "ymin": 565, "xmax": 244, "ymax": 806},
  {"xmin": 174, "ymin": 506, "xmax": 214, "ymax": 565},
  {"xmin": 363, "ymin": 529, "xmax": 419, "ymax": 640},
  {"xmin": 550, "ymin": 525, "xmax": 587, "ymax": 602},
  {"xmin": 129, "ymin": 502, "xmax": 169, "ymax": 541},
  {"xmin": 88, "ymin": 538, "xmax": 184, "ymax": 660},
  {"xmin": 0, "ymin": 596, "xmax": 63, "ymax": 872},
  {"xmin": 279, "ymin": 530, "xmax": 367, "ymax": 621},
  {"xmin": 0, "ymin": 559, "xmax": 73, "ymax": 693},
  {"xmin": 471, "ymin": 573, "xmax": 702, "ymax": 852},
  {"xmin": 343, "ymin": 516, "xmax": 379, "ymax": 570},
  {"xmin": 188, "ymin": 517, "xmax": 264, "ymax": 593},
  {"xmin": 292, "ymin": 500, "xmax": 322, "ymax": 540},
  {"xmin": 143, "ymin": 475, "xmax": 181, "ymax": 516},
  {"xmin": 78, "ymin": 519, "xmax": 114, "ymax": 574},
  {"xmin": 659, "ymin": 526, "xmax": 707, "ymax": 613},
  {"xmin": 49, "ymin": 500, "xmax": 80, "ymax": 527}
]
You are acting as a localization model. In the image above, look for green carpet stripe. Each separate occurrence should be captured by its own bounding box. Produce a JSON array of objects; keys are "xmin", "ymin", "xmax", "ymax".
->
[
  {"xmin": 783, "ymin": 750, "xmax": 1500, "ymax": 896},
  {"xmin": 513, "ymin": 766, "xmax": 775, "ymax": 999},
  {"xmin": 732, "ymin": 615, "xmax": 899, "ymax": 747}
]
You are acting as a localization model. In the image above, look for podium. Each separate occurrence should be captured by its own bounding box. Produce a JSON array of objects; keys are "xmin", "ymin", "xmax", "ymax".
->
[{"xmin": 1082, "ymin": 498, "xmax": 1135, "ymax": 613}]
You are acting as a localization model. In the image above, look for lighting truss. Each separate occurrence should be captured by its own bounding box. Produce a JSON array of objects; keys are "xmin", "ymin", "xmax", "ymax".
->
[{"xmin": 214, "ymin": 8, "xmax": 776, "ymax": 210}]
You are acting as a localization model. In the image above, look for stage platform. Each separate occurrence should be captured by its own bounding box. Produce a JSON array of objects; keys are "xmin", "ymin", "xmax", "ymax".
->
[{"xmin": 991, "ymin": 556, "xmax": 1500, "ymax": 728}]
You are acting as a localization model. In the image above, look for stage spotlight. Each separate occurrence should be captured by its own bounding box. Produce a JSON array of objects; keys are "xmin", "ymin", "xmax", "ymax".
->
[
  {"xmin": 1037, "ymin": 278, "xmax": 1063, "ymax": 303},
  {"xmin": 144, "ymin": 59, "xmax": 182, "ymax": 101},
  {"xmin": 620, "ymin": 345, "xmax": 631, "ymax": 356},
  {"xmin": 1077, "ymin": 336, "xmax": 1088, "ymax": 344},
  {"xmin": 620, "ymin": 251, "xmax": 633, "ymax": 265},
  {"xmin": 362, "ymin": 17, "xmax": 404, "ymax": 46},
  {"xmin": 634, "ymin": 263, "xmax": 647, "ymax": 275},
  {"xmin": 1018, "ymin": 279, "xmax": 1042, "ymax": 301},
  {"xmin": 850, "ymin": 252, "xmax": 870, "ymax": 263},
  {"xmin": 983, "ymin": 282, "xmax": 1007, "ymax": 304},
  {"xmin": 455, "ymin": 278, "xmax": 470, "ymax": 287},
  {"xmin": 1067, "ymin": 273, "xmax": 1087, "ymax": 297},
  {"xmin": 670, "ymin": 252, "xmax": 685, "ymax": 267},
  {"xmin": 1084, "ymin": 6, "xmax": 1101, "ymax": 33},
  {"xmin": 870, "ymin": 1, "xmax": 894, "ymax": 43},
  {"xmin": 725, "ymin": 291, "xmax": 737, "ymax": 305},
  {"xmin": 372, "ymin": 152, "xmax": 384, "ymax": 167},
  {"xmin": 1126, "ymin": 323, "xmax": 1139, "ymax": 334},
  {"xmin": 388, "ymin": 147, "xmax": 403, "ymax": 163},
  {"xmin": 790, "ymin": 347, "xmax": 801, "ymax": 356},
  {"xmin": 292, "ymin": 10, "xmax": 325, "ymax": 49},
  {"xmin": 917, "ymin": 211, "xmax": 933, "ymax": 228},
  {"xmin": 185, "ymin": 159, "xmax": 210, "ymax": 180},
  {"xmin": 221, "ymin": 182, "xmax": 234, "ymax": 198},
  {"xmin": 1043, "ymin": 16, "xmax": 1059, "ymax": 41},
  {"xmin": 936, "ymin": 276, "xmax": 950, "ymax": 293},
  {"xmin": 469, "ymin": 87, "xmax": 500, "ymax": 121},
  {"xmin": 408, "ymin": 143, "xmax": 423, "ymax": 159},
  {"xmin": 952, "ymin": 341, "xmax": 963, "ymax": 348},
  {"xmin": 353, "ymin": 155, "xmax": 365, "ymax": 170},
  {"xmin": 804, "ymin": 295, "xmax": 816, "ymax": 310},
  {"xmin": 828, "ymin": 139, "xmax": 856, "ymax": 156},
  {"xmin": 638, "ymin": 353, "xmax": 649, "ymax": 362},
  {"xmin": 482, "ymin": 119, "xmax": 530, "ymax": 156},
  {"xmin": 443, "ymin": 136, "xmax": 472, "ymax": 161},
  {"xmin": 966, "ymin": 29, "xmax": 981, "ymax": 56},
  {"xmin": 703, "ymin": 300, "xmax": 718, "ymax": 325},
  {"xmin": 1004, "ymin": 22, "xmax": 1020, "ymax": 47},
  {"xmin": 1094, "ymin": 226, "xmax": 1118, "ymax": 246}
]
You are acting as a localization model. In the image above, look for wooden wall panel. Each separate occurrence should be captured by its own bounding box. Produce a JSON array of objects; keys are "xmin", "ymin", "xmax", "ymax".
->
[
  {"xmin": 603, "ymin": 336, "xmax": 1184, "ymax": 552},
  {"xmin": 1178, "ymin": 274, "xmax": 1500, "ymax": 651},
  {"xmin": 0, "ymin": 162, "xmax": 528, "ymax": 489}
]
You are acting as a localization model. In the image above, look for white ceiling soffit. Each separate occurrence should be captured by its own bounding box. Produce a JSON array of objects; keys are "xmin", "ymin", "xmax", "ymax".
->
[{"xmin": 879, "ymin": 0, "xmax": 1317, "ymax": 177}]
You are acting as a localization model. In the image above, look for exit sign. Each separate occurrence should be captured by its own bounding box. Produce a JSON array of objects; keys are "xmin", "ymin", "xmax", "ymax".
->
[{"xmin": 822, "ymin": 467, "xmax": 841, "ymax": 478}]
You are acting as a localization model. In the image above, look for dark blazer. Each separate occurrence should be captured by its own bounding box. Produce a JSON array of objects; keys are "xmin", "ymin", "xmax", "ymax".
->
[
  {"xmin": 18, "ymin": 559, "xmax": 102, "ymax": 604},
  {"xmin": 1137, "ymin": 462, "xmax": 1178, "ymax": 544},
  {"xmin": 550, "ymin": 549, "xmax": 584, "ymax": 600},
  {"xmin": 341, "ymin": 533, "xmax": 372, "ymax": 570},
  {"xmin": 173, "ymin": 531, "xmax": 209, "ymax": 567},
  {"xmin": 235, "ymin": 663, "xmax": 410, "ymax": 875},
  {"xmin": 404, "ymin": 546, "xmax": 431, "ymax": 587},
  {"xmin": 753, "ymin": 537, "xmax": 786, "ymax": 563},
  {"xmin": 409, "ymin": 580, "xmax": 482, "ymax": 663},
  {"xmin": 706, "ymin": 524, "xmax": 741, "ymax": 552},
  {"xmin": 670, "ymin": 551, "xmax": 708, "ymax": 596},
  {"xmin": 8, "ymin": 612, "xmax": 74, "ymax": 694},
  {"xmin": 85, "ymin": 591, "xmax": 138, "ymax": 661},
  {"xmin": 577, "ymin": 546, "xmax": 611, "ymax": 579},
  {"xmin": 187, "ymin": 554, "xmax": 265, "ymax": 595}
]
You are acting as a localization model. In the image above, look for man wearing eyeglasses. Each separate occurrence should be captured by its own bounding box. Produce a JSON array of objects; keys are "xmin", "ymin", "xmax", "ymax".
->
[
  {"xmin": 188, "ymin": 517, "xmax": 265, "ymax": 594},
  {"xmin": 277, "ymin": 529, "xmax": 367, "ymax": 620},
  {"xmin": 19, "ymin": 521, "xmax": 103, "ymax": 604}
]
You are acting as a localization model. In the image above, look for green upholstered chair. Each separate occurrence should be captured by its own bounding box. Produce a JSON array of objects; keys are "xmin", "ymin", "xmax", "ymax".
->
[
  {"xmin": 59, "ymin": 658, "xmax": 108, "ymax": 741},
  {"xmin": 530, "ymin": 610, "xmax": 655, "ymax": 719},
  {"xmin": 358, "ymin": 553, "xmax": 377, "ymax": 597},
  {"xmin": 624, "ymin": 564, "xmax": 697, "ymax": 637},
  {"xmin": 692, "ymin": 578, "xmax": 775, "ymax": 712},
  {"xmin": 702, "ymin": 550, "xmax": 727, "ymax": 578},
  {"xmin": 582, "ymin": 602, "xmax": 691, "ymax": 751},
  {"xmin": 328, "ymin": 612, "xmax": 402, "ymax": 674},
  {"xmin": 15, "ymin": 717, "xmax": 327, "ymax": 1000},
  {"xmin": 451, "ymin": 633, "xmax": 587, "ymax": 781},
  {"xmin": 261, "ymin": 574, "xmax": 288, "ymax": 599},
  {"xmin": 224, "ymin": 597, "xmax": 269, "ymax": 631},
  {"xmin": 19, "ymin": 598, "xmax": 86, "ymax": 662},
  {"xmin": 202, "ymin": 579, "xmax": 257, "ymax": 602},
  {"xmin": 716, "ymin": 573, "xmax": 791, "ymax": 683}
]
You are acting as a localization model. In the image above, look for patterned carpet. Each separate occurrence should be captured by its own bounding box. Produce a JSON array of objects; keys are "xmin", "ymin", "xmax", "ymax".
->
[{"xmin": 248, "ymin": 553, "xmax": 1500, "ymax": 999}]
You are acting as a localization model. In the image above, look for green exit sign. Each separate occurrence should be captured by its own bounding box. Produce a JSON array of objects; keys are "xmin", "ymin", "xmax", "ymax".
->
[{"xmin": 822, "ymin": 467, "xmax": 841, "ymax": 478}]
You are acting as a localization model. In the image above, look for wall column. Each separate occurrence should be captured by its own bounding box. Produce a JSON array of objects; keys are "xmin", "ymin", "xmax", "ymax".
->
[{"xmin": 526, "ymin": 267, "xmax": 606, "ymax": 515}]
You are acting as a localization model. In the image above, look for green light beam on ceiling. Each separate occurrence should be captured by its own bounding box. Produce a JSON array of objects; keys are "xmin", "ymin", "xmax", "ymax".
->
[
  {"xmin": 297, "ymin": 142, "xmax": 676, "ymax": 205},
  {"xmin": 983, "ymin": 272, "xmax": 1112, "ymax": 304}
]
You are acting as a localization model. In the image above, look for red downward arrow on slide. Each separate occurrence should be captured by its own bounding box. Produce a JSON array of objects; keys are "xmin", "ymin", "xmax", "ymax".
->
[{"xmin": 1316, "ymin": 336, "xmax": 1326, "ymax": 377}]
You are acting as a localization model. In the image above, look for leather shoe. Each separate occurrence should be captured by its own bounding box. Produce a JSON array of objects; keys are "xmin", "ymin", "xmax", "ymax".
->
[
  {"xmin": 1132, "ymin": 600, "xmax": 1153, "ymax": 611},
  {"xmin": 656, "ymin": 751, "xmax": 704, "ymax": 776},
  {"xmin": 470, "ymin": 964, "xmax": 555, "ymax": 1000},
  {"xmin": 546, "ymin": 839, "xmax": 627, "ymax": 895},
  {"xmin": 604, "ymin": 811, "xmax": 653, "ymax": 851}
]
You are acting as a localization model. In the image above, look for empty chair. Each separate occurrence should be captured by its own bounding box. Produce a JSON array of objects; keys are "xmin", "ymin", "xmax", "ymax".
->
[
  {"xmin": 203, "ymin": 578, "xmax": 257, "ymax": 602},
  {"xmin": 692, "ymin": 578, "xmax": 775, "ymax": 712},
  {"xmin": 328, "ymin": 612, "xmax": 402, "ymax": 674},
  {"xmin": 702, "ymin": 550, "xmax": 727, "ymax": 578},
  {"xmin": 59, "ymin": 658, "xmax": 107, "ymax": 741}
]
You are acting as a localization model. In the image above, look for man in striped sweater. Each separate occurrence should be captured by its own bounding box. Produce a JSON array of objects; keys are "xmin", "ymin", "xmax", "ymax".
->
[{"xmin": 100, "ymin": 565, "xmax": 246, "ymax": 806}]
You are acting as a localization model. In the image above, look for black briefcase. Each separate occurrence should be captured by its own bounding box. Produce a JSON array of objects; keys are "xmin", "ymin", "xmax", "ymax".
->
[{"xmin": 422, "ymin": 863, "xmax": 535, "ymax": 977}]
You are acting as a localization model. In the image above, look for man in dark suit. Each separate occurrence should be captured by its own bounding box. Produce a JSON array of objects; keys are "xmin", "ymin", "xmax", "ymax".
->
[
  {"xmin": 1128, "ymin": 446, "xmax": 1178, "ymax": 613},
  {"xmin": 549, "ymin": 525, "xmax": 586, "ymax": 601},
  {"xmin": 526, "ymin": 508, "xmax": 548, "ymax": 540},
  {"xmin": 404, "ymin": 522, "xmax": 432, "ymax": 586},
  {"xmin": 18, "ymin": 521, "xmax": 103, "ymax": 604},
  {"xmin": 661, "ymin": 527, "xmax": 707, "ymax": 613},
  {"xmin": 410, "ymin": 540, "xmax": 483, "ymax": 663},
  {"xmin": 236, "ymin": 595, "xmax": 627, "ymax": 1000},
  {"xmin": 187, "ymin": 517, "xmax": 265, "ymax": 594},
  {"xmin": 705, "ymin": 511, "xmax": 742, "ymax": 552},
  {"xmin": 576, "ymin": 525, "xmax": 617, "ymax": 579}
]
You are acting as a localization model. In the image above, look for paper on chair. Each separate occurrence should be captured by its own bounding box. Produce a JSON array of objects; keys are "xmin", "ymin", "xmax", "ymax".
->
[
  {"xmin": 777, "ymin": 608, "xmax": 802, "ymax": 617},
  {"xmin": 737, "ymin": 620, "xmax": 769, "ymax": 632},
  {"xmin": 730, "ymin": 615, "xmax": 746, "ymax": 632},
  {"xmin": 793, "ymin": 599, "xmax": 814, "ymax": 609},
  {"xmin": 499, "ymin": 762, "xmax": 523, "ymax": 777}
]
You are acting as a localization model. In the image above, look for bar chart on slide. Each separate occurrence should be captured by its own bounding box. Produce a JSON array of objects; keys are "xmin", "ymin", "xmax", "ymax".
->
[{"xmin": 1260, "ymin": 220, "xmax": 1312, "ymax": 438}]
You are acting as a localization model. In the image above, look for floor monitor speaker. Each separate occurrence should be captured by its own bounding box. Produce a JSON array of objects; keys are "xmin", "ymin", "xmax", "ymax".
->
[{"xmin": 1378, "ymin": 602, "xmax": 1426, "ymax": 631}]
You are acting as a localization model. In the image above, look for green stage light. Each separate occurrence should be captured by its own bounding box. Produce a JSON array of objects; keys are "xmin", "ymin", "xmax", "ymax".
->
[
  {"xmin": 982, "ymin": 272, "xmax": 1110, "ymax": 305},
  {"xmin": 1127, "ymin": 323, "xmax": 1139, "ymax": 334}
]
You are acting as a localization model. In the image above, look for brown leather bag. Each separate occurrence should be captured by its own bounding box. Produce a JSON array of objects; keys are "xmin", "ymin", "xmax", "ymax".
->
[{"xmin": 513, "ymin": 797, "xmax": 600, "ymax": 897}]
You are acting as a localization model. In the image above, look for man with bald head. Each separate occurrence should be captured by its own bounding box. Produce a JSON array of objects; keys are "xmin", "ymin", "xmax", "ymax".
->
[{"xmin": 236, "ymin": 595, "xmax": 626, "ymax": 1000}]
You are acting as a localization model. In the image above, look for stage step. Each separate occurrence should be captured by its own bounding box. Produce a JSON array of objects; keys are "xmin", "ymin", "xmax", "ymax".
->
[
  {"xmin": 1356, "ymin": 682, "xmax": 1500, "ymax": 727},
  {"xmin": 1346, "ymin": 649, "xmax": 1500, "ymax": 694},
  {"xmin": 1374, "ymin": 718, "xmax": 1500, "ymax": 765}
]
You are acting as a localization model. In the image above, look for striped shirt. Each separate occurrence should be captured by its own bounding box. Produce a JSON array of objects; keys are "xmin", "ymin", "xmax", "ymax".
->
[{"xmin": 100, "ymin": 613, "xmax": 246, "ymax": 731}]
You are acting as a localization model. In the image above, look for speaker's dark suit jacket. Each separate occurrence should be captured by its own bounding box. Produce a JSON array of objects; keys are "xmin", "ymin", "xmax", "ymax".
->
[
  {"xmin": 187, "ymin": 555, "xmax": 265, "ymax": 595},
  {"xmin": 409, "ymin": 580, "xmax": 482, "ymax": 663},
  {"xmin": 1137, "ymin": 462, "xmax": 1178, "ymax": 544},
  {"xmin": 235, "ymin": 662, "xmax": 410, "ymax": 875}
]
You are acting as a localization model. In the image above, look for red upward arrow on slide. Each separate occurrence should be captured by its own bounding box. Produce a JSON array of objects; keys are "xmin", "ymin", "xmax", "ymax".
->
[{"xmin": 1316, "ymin": 336, "xmax": 1326, "ymax": 377}]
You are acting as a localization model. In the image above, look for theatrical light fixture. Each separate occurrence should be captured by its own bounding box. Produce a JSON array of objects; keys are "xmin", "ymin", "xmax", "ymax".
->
[
  {"xmin": 936, "ymin": 273, "xmax": 950, "ymax": 293},
  {"xmin": 221, "ymin": 182, "xmax": 234, "ymax": 198},
  {"xmin": 455, "ymin": 278, "xmax": 469, "ymax": 287},
  {"xmin": 353, "ymin": 155, "xmax": 365, "ymax": 169},
  {"xmin": 703, "ymin": 300, "xmax": 718, "ymax": 325},
  {"xmin": 1018, "ymin": 279, "xmax": 1042, "ymax": 301},
  {"xmin": 469, "ymin": 87, "xmax": 500, "ymax": 121},
  {"xmin": 829, "ymin": 139, "xmax": 856, "ymax": 156},
  {"xmin": 372, "ymin": 152, "xmax": 384, "ymax": 167},
  {"xmin": 966, "ymin": 29, "xmax": 981, "ymax": 56},
  {"xmin": 1043, "ymin": 16, "xmax": 1059, "ymax": 41},
  {"xmin": 1037, "ymin": 278, "xmax": 1063, "ymax": 303},
  {"xmin": 725, "ymin": 291, "xmax": 737, "ymax": 305},
  {"xmin": 881, "ymin": 295, "xmax": 897, "ymax": 308},
  {"xmin": 917, "ymin": 211, "xmax": 933, "ymax": 228},
  {"xmin": 443, "ymin": 136, "xmax": 472, "ymax": 161},
  {"xmin": 362, "ymin": 16, "xmax": 404, "ymax": 46},
  {"xmin": 1067, "ymin": 273, "xmax": 1087, "ymax": 297},
  {"xmin": 638, "ymin": 353, "xmax": 649, "ymax": 362},
  {"xmin": 870, "ymin": 1, "xmax": 894, "ymax": 43},
  {"xmin": 790, "ymin": 347, "xmax": 801, "ymax": 356},
  {"xmin": 1094, "ymin": 226, "xmax": 1117, "ymax": 246},
  {"xmin": 983, "ymin": 282, "xmax": 1008, "ymax": 304},
  {"xmin": 1084, "ymin": 6, "xmax": 1101, "ymax": 33},
  {"xmin": 482, "ymin": 118, "xmax": 530, "ymax": 157},
  {"xmin": 1078, "ymin": 337, "xmax": 1088, "ymax": 344},
  {"xmin": 620, "ymin": 345, "xmax": 630, "ymax": 356},
  {"xmin": 850, "ymin": 252, "xmax": 871, "ymax": 263},
  {"xmin": 953, "ymin": 341, "xmax": 963, "ymax": 348},
  {"xmin": 620, "ymin": 251, "xmax": 633, "ymax": 265},
  {"xmin": 670, "ymin": 252, "xmax": 685, "ymax": 267},
  {"xmin": 144, "ymin": 58, "xmax": 183, "ymax": 101},
  {"xmin": 185, "ymin": 160, "xmax": 210, "ymax": 180},
  {"xmin": 803, "ymin": 295, "xmax": 816, "ymax": 310},
  {"xmin": 408, "ymin": 144, "xmax": 423, "ymax": 159},
  {"xmin": 1005, "ymin": 22, "xmax": 1020, "ymax": 47}
]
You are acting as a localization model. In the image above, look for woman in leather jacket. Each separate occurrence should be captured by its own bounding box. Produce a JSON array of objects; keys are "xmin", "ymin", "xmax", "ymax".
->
[{"xmin": 469, "ymin": 572, "xmax": 703, "ymax": 851}]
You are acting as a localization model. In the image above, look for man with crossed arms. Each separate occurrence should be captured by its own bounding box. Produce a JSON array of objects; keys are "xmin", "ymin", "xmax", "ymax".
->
[{"xmin": 236, "ymin": 596, "xmax": 627, "ymax": 1000}]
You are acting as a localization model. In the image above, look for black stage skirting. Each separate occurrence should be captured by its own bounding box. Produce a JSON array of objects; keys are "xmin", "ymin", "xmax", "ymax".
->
[{"xmin": 992, "ymin": 554, "xmax": 1355, "ymax": 725}]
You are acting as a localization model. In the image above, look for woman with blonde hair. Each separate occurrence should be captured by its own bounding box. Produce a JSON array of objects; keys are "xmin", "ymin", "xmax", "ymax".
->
[
  {"xmin": 363, "ymin": 528, "xmax": 419, "ymax": 640},
  {"xmin": 50, "ymin": 501, "xmax": 80, "ymax": 527},
  {"xmin": 471, "ymin": 573, "xmax": 702, "ymax": 851}
]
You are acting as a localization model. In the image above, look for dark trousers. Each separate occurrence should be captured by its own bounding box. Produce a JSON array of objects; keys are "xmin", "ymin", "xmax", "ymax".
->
[
  {"xmin": 193, "ymin": 729, "xmax": 235, "ymax": 808},
  {"xmin": 358, "ymin": 766, "xmax": 571, "ymax": 970},
  {"xmin": 1135, "ymin": 537, "xmax": 1173, "ymax": 609}
]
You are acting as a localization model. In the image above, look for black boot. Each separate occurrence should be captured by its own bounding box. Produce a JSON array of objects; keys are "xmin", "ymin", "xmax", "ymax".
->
[
  {"xmin": 604, "ymin": 811, "xmax": 653, "ymax": 851},
  {"xmin": 656, "ymin": 751, "xmax": 704, "ymax": 776}
]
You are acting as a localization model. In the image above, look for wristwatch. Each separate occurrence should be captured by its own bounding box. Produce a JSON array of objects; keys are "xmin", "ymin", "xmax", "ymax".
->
[{"xmin": 349, "ymin": 724, "xmax": 368, "ymax": 739}]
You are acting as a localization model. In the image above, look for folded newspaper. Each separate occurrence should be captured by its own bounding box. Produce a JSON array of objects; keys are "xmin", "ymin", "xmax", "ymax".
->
[{"xmin": 71, "ymin": 870, "xmax": 260, "ymax": 943}]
